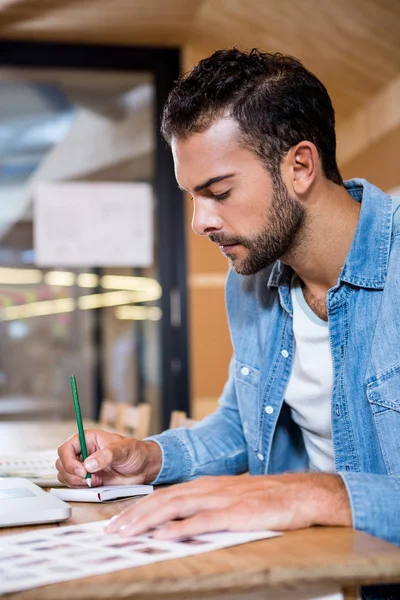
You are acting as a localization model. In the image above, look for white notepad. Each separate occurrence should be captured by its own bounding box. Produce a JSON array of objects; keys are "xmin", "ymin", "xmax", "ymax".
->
[
  {"xmin": 0, "ymin": 449, "xmax": 60, "ymax": 487},
  {"xmin": 50, "ymin": 484, "xmax": 153, "ymax": 502}
]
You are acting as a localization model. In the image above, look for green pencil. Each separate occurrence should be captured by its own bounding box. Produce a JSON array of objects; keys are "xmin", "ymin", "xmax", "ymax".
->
[{"xmin": 69, "ymin": 375, "xmax": 92, "ymax": 488}]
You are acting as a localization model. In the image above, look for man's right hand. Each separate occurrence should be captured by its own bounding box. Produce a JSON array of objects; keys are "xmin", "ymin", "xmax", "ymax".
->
[{"xmin": 56, "ymin": 430, "xmax": 162, "ymax": 487}]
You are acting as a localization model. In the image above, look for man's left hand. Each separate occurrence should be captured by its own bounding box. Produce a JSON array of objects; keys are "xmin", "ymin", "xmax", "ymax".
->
[{"xmin": 105, "ymin": 472, "xmax": 352, "ymax": 539}]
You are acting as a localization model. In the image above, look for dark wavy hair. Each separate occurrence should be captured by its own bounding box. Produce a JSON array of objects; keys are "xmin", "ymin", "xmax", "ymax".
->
[{"xmin": 161, "ymin": 48, "xmax": 342, "ymax": 185}]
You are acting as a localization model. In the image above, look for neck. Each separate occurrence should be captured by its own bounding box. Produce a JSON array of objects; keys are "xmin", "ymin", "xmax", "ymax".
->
[{"xmin": 282, "ymin": 181, "xmax": 361, "ymax": 296}]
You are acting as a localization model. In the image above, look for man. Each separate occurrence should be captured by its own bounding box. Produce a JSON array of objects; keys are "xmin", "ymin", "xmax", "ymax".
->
[{"xmin": 57, "ymin": 49, "xmax": 400, "ymax": 592}]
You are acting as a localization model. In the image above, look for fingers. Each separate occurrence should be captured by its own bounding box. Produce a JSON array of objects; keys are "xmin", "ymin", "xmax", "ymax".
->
[
  {"xmin": 56, "ymin": 429, "xmax": 110, "ymax": 486},
  {"xmin": 105, "ymin": 491, "xmax": 233, "ymax": 536},
  {"xmin": 104, "ymin": 481, "xmax": 203, "ymax": 531},
  {"xmin": 104, "ymin": 475, "xmax": 248, "ymax": 535},
  {"xmin": 55, "ymin": 458, "xmax": 83, "ymax": 487},
  {"xmin": 102, "ymin": 474, "xmax": 301, "ymax": 541},
  {"xmin": 103, "ymin": 475, "xmax": 285, "ymax": 540},
  {"xmin": 55, "ymin": 457, "xmax": 103, "ymax": 488},
  {"xmin": 151, "ymin": 497, "xmax": 276, "ymax": 540},
  {"xmin": 83, "ymin": 447, "xmax": 113, "ymax": 473},
  {"xmin": 83, "ymin": 439, "xmax": 138, "ymax": 473},
  {"xmin": 57, "ymin": 433, "xmax": 87, "ymax": 484},
  {"xmin": 153, "ymin": 508, "xmax": 237, "ymax": 540}
]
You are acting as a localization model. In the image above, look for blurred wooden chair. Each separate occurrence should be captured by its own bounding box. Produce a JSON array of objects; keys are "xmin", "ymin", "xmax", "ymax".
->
[
  {"xmin": 169, "ymin": 410, "xmax": 199, "ymax": 429},
  {"xmin": 99, "ymin": 399, "xmax": 120, "ymax": 429},
  {"xmin": 116, "ymin": 403, "xmax": 152, "ymax": 439},
  {"xmin": 99, "ymin": 400, "xmax": 151, "ymax": 439}
]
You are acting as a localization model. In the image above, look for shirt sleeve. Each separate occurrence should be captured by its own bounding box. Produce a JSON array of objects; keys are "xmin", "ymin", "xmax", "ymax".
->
[
  {"xmin": 339, "ymin": 471, "xmax": 400, "ymax": 545},
  {"xmin": 145, "ymin": 356, "xmax": 248, "ymax": 485}
]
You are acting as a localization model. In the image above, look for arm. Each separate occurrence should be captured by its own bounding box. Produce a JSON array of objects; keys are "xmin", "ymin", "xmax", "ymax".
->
[
  {"xmin": 56, "ymin": 353, "xmax": 247, "ymax": 488},
  {"xmin": 105, "ymin": 471, "xmax": 352, "ymax": 538},
  {"xmin": 146, "ymin": 356, "xmax": 248, "ymax": 484},
  {"xmin": 339, "ymin": 215, "xmax": 400, "ymax": 546}
]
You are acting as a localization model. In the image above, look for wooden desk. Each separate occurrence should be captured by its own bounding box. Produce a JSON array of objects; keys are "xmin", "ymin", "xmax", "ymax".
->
[{"xmin": 1, "ymin": 421, "xmax": 400, "ymax": 600}]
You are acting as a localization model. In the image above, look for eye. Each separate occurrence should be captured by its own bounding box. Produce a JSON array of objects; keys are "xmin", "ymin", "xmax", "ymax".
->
[{"xmin": 211, "ymin": 190, "xmax": 230, "ymax": 201}]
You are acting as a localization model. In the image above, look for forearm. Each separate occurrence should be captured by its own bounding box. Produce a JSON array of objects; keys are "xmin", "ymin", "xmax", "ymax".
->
[
  {"xmin": 305, "ymin": 473, "xmax": 352, "ymax": 527},
  {"xmin": 145, "ymin": 405, "xmax": 248, "ymax": 484}
]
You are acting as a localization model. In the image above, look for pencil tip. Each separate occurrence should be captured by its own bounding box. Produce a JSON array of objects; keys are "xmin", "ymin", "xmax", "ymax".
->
[{"xmin": 87, "ymin": 479, "xmax": 92, "ymax": 488}]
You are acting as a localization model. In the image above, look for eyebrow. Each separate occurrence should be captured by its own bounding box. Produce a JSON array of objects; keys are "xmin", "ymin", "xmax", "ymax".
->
[{"xmin": 179, "ymin": 174, "xmax": 235, "ymax": 193}]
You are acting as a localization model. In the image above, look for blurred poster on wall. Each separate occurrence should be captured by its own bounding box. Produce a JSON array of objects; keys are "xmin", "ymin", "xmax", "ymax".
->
[{"xmin": 33, "ymin": 182, "xmax": 153, "ymax": 267}]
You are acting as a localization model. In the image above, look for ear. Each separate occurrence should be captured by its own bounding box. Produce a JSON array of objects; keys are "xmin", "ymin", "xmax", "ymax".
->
[{"xmin": 282, "ymin": 141, "xmax": 320, "ymax": 196}]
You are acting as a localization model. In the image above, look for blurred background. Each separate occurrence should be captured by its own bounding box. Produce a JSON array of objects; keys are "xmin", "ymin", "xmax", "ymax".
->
[{"xmin": 0, "ymin": 0, "xmax": 399, "ymax": 436}]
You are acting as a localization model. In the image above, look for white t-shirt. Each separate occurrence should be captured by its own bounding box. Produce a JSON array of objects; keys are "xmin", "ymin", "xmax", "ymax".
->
[{"xmin": 284, "ymin": 277, "xmax": 335, "ymax": 473}]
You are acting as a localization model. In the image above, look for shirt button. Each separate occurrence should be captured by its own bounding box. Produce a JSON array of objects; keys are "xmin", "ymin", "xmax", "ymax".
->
[
  {"xmin": 241, "ymin": 366, "xmax": 250, "ymax": 376},
  {"xmin": 265, "ymin": 405, "xmax": 274, "ymax": 415},
  {"xmin": 281, "ymin": 349, "xmax": 289, "ymax": 358},
  {"xmin": 257, "ymin": 453, "xmax": 264, "ymax": 461}
]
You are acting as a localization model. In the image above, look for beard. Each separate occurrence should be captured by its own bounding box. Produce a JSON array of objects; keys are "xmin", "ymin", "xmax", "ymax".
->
[{"xmin": 209, "ymin": 177, "xmax": 305, "ymax": 276}]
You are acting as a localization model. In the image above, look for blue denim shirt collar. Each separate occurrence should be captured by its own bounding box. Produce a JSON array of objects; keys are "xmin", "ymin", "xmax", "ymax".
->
[{"xmin": 268, "ymin": 178, "xmax": 393, "ymax": 291}]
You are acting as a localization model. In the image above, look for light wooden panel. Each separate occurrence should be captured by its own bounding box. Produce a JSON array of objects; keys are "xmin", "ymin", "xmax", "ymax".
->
[
  {"xmin": 337, "ymin": 74, "xmax": 400, "ymax": 165},
  {"xmin": 0, "ymin": 0, "xmax": 205, "ymax": 46},
  {"xmin": 192, "ymin": 396, "xmax": 219, "ymax": 420},
  {"xmin": 2, "ymin": 0, "xmax": 400, "ymax": 121},
  {"xmin": 194, "ymin": 0, "xmax": 400, "ymax": 122},
  {"xmin": 341, "ymin": 123, "xmax": 400, "ymax": 192},
  {"xmin": 189, "ymin": 287, "xmax": 232, "ymax": 400}
]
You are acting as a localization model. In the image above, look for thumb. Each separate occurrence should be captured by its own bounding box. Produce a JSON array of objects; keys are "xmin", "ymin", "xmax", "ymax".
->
[
  {"xmin": 83, "ymin": 445, "xmax": 116, "ymax": 473},
  {"xmin": 83, "ymin": 440, "xmax": 136, "ymax": 473}
]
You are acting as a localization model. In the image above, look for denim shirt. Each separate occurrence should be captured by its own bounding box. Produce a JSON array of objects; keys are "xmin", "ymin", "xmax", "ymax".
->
[{"xmin": 148, "ymin": 179, "xmax": 400, "ymax": 571}]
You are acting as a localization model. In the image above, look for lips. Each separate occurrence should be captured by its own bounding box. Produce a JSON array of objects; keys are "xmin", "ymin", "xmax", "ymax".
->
[{"xmin": 219, "ymin": 243, "xmax": 239, "ymax": 254}]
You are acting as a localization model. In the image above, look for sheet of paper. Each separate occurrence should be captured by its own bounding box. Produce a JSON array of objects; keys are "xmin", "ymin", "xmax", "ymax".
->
[
  {"xmin": 34, "ymin": 182, "xmax": 153, "ymax": 267},
  {"xmin": 0, "ymin": 449, "xmax": 60, "ymax": 487},
  {"xmin": 0, "ymin": 519, "xmax": 281, "ymax": 595}
]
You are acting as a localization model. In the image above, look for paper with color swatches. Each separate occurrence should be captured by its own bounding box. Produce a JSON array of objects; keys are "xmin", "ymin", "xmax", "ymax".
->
[{"xmin": 0, "ymin": 519, "xmax": 281, "ymax": 595}]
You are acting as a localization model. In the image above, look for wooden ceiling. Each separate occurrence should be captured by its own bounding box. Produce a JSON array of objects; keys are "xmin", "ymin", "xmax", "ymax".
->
[{"xmin": 1, "ymin": 0, "xmax": 400, "ymax": 123}]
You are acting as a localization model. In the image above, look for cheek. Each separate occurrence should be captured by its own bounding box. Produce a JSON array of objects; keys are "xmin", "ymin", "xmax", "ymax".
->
[{"xmin": 227, "ymin": 200, "xmax": 269, "ymax": 235}]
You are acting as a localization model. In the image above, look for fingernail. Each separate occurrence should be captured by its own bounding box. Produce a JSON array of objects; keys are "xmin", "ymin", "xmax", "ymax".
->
[
  {"xmin": 106, "ymin": 516, "xmax": 119, "ymax": 529},
  {"xmin": 74, "ymin": 467, "xmax": 85, "ymax": 477},
  {"xmin": 84, "ymin": 458, "xmax": 99, "ymax": 471},
  {"xmin": 119, "ymin": 521, "xmax": 140, "ymax": 536}
]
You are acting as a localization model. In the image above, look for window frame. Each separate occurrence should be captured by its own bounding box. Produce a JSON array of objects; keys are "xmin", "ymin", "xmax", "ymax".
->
[{"xmin": 0, "ymin": 40, "xmax": 189, "ymax": 429}]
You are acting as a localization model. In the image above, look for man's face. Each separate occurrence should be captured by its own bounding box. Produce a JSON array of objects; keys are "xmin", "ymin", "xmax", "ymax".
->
[{"xmin": 172, "ymin": 117, "xmax": 304, "ymax": 275}]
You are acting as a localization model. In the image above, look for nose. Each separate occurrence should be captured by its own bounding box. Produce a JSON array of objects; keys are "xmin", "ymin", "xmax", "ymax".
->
[{"xmin": 191, "ymin": 198, "xmax": 223, "ymax": 236}]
